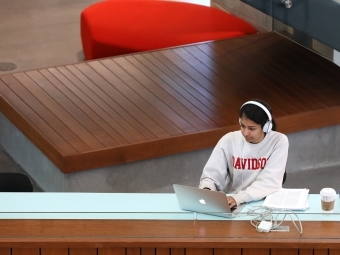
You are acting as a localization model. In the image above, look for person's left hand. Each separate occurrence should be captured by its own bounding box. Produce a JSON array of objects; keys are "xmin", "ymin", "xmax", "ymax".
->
[{"xmin": 227, "ymin": 196, "xmax": 237, "ymax": 208}]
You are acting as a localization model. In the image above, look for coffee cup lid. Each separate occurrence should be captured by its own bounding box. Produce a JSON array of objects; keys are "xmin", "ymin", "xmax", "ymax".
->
[{"xmin": 320, "ymin": 188, "xmax": 336, "ymax": 196}]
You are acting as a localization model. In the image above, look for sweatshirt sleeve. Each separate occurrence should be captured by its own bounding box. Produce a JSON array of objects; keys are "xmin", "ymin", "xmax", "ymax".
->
[
  {"xmin": 199, "ymin": 137, "xmax": 229, "ymax": 191},
  {"xmin": 232, "ymin": 134, "xmax": 289, "ymax": 205}
]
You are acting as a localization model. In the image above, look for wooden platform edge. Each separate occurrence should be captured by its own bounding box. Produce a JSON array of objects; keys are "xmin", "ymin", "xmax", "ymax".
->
[
  {"xmin": 277, "ymin": 106, "xmax": 340, "ymax": 134},
  {"xmin": 0, "ymin": 95, "xmax": 65, "ymax": 171},
  {"xmin": 63, "ymin": 106, "xmax": 340, "ymax": 173},
  {"xmin": 2, "ymin": 81, "xmax": 340, "ymax": 173},
  {"xmin": 63, "ymin": 125, "xmax": 238, "ymax": 173},
  {"xmin": 3, "ymin": 97, "xmax": 340, "ymax": 174}
]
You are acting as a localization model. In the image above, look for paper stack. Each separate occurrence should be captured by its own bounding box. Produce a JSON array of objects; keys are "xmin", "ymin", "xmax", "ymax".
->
[{"xmin": 262, "ymin": 188, "xmax": 310, "ymax": 210}]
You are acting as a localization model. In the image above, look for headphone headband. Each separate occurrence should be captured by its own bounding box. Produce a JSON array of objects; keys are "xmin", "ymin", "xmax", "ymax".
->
[
  {"xmin": 241, "ymin": 101, "xmax": 273, "ymax": 133},
  {"xmin": 241, "ymin": 101, "xmax": 272, "ymax": 121}
]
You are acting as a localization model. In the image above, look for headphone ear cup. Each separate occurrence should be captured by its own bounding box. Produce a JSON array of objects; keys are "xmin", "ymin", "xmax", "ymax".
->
[{"xmin": 263, "ymin": 121, "xmax": 272, "ymax": 133}]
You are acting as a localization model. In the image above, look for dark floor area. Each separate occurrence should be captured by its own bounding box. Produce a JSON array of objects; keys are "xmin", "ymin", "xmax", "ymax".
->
[{"xmin": 0, "ymin": 146, "xmax": 43, "ymax": 192}]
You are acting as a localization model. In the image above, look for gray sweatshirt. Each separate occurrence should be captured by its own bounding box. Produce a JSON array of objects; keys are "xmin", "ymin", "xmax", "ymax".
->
[{"xmin": 199, "ymin": 130, "xmax": 289, "ymax": 205}]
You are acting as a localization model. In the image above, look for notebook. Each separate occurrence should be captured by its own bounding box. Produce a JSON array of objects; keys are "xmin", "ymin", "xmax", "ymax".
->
[{"xmin": 173, "ymin": 184, "xmax": 246, "ymax": 218}]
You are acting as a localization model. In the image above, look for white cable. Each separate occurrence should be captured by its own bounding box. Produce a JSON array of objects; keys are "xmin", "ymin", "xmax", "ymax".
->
[
  {"xmin": 272, "ymin": 209, "xmax": 303, "ymax": 234},
  {"xmin": 246, "ymin": 206, "xmax": 303, "ymax": 234}
]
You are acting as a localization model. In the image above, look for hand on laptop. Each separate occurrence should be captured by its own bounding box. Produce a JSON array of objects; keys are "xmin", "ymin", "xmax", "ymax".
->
[{"xmin": 227, "ymin": 196, "xmax": 236, "ymax": 208}]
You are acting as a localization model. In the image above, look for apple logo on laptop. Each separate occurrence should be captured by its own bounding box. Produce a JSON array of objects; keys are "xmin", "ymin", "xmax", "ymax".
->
[{"xmin": 199, "ymin": 199, "xmax": 206, "ymax": 204}]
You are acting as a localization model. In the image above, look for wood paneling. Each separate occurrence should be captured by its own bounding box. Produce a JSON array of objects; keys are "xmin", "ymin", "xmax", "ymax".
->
[
  {"xmin": 41, "ymin": 248, "xmax": 69, "ymax": 255},
  {"xmin": 99, "ymin": 248, "xmax": 125, "ymax": 255},
  {"xmin": 299, "ymin": 249, "xmax": 313, "ymax": 255},
  {"xmin": 127, "ymin": 248, "xmax": 141, "ymax": 255},
  {"xmin": 170, "ymin": 248, "xmax": 185, "ymax": 255},
  {"xmin": 155, "ymin": 248, "xmax": 170, "ymax": 255},
  {"xmin": 186, "ymin": 248, "xmax": 213, "ymax": 255},
  {"xmin": 1, "ymin": 32, "xmax": 340, "ymax": 173},
  {"xmin": 243, "ymin": 249, "xmax": 270, "ymax": 255},
  {"xmin": 69, "ymin": 248, "xmax": 96, "ymax": 255},
  {"xmin": 141, "ymin": 248, "xmax": 155, "ymax": 255},
  {"xmin": 12, "ymin": 248, "xmax": 40, "ymax": 255},
  {"xmin": 271, "ymin": 249, "xmax": 298, "ymax": 255},
  {"xmin": 0, "ymin": 248, "xmax": 10, "ymax": 255},
  {"xmin": 0, "ymin": 220, "xmax": 340, "ymax": 248},
  {"xmin": 314, "ymin": 249, "xmax": 329, "ymax": 255},
  {"xmin": 0, "ymin": 220, "xmax": 340, "ymax": 255},
  {"xmin": 214, "ymin": 248, "xmax": 241, "ymax": 255}
]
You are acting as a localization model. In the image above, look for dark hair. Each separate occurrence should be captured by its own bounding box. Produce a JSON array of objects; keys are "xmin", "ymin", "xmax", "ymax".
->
[{"xmin": 239, "ymin": 99, "xmax": 277, "ymax": 131}]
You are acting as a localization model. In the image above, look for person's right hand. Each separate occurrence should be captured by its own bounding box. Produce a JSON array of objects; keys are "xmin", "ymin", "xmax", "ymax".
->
[{"xmin": 227, "ymin": 196, "xmax": 237, "ymax": 208}]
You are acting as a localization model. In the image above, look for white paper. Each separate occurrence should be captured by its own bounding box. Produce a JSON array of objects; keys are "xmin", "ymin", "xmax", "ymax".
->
[{"xmin": 262, "ymin": 188, "xmax": 309, "ymax": 210}]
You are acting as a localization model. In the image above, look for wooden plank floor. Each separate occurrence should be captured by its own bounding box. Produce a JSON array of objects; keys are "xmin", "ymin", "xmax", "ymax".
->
[{"xmin": 1, "ymin": 32, "xmax": 340, "ymax": 173}]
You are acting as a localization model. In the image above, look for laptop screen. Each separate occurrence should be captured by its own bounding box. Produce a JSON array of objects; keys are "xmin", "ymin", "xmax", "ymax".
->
[{"xmin": 173, "ymin": 184, "xmax": 246, "ymax": 218}]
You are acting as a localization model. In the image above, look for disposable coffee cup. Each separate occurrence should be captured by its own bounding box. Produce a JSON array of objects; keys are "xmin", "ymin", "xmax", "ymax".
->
[{"xmin": 320, "ymin": 188, "xmax": 336, "ymax": 213}]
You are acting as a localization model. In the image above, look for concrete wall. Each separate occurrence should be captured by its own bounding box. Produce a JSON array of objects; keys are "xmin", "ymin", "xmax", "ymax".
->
[{"xmin": 1, "ymin": 112, "xmax": 340, "ymax": 193}]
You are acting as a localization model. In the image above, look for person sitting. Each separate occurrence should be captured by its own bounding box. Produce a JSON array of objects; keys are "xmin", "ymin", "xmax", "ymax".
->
[{"xmin": 199, "ymin": 99, "xmax": 289, "ymax": 208}]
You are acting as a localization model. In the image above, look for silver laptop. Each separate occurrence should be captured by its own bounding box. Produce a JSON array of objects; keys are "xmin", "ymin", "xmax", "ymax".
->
[{"xmin": 173, "ymin": 184, "xmax": 246, "ymax": 218}]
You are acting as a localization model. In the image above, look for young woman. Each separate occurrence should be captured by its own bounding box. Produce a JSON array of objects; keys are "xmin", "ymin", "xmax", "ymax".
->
[{"xmin": 199, "ymin": 100, "xmax": 289, "ymax": 208}]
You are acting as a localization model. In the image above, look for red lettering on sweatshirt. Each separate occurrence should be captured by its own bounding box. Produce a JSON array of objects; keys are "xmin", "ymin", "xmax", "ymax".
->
[{"xmin": 232, "ymin": 156, "xmax": 267, "ymax": 170}]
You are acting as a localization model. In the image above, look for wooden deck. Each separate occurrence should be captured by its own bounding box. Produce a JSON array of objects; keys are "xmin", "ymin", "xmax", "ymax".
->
[{"xmin": 1, "ymin": 32, "xmax": 340, "ymax": 173}]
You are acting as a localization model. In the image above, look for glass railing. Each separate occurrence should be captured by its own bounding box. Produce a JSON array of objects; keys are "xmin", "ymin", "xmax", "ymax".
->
[{"xmin": 212, "ymin": 0, "xmax": 340, "ymax": 65}]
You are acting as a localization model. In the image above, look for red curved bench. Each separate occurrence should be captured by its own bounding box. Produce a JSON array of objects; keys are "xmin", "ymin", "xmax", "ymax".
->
[{"xmin": 81, "ymin": 0, "xmax": 257, "ymax": 60}]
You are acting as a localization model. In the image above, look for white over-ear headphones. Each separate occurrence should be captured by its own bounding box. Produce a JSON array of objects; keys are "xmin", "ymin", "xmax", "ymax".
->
[{"xmin": 241, "ymin": 101, "xmax": 273, "ymax": 133}]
